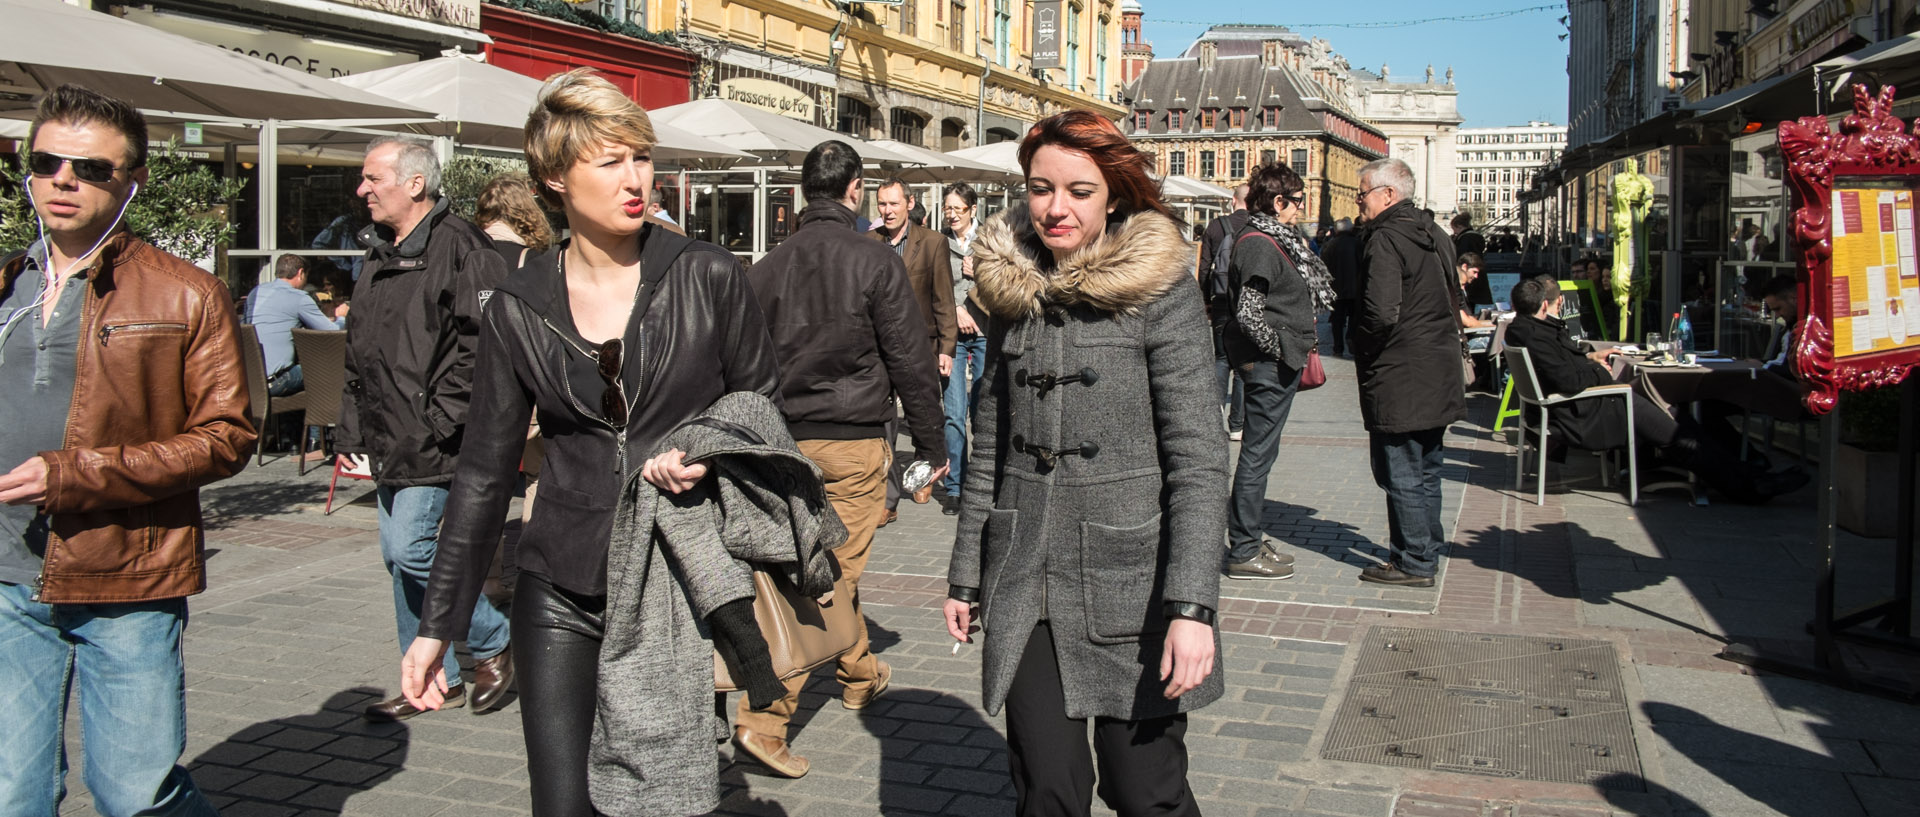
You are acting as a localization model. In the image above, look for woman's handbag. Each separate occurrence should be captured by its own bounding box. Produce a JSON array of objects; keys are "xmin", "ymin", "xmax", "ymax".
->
[
  {"xmin": 714, "ymin": 567, "xmax": 860, "ymax": 692},
  {"xmin": 1299, "ymin": 347, "xmax": 1327, "ymax": 391}
]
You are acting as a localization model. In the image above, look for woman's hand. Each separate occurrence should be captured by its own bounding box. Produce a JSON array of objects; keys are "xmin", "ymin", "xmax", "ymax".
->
[
  {"xmin": 943, "ymin": 598, "xmax": 979, "ymax": 643},
  {"xmin": 642, "ymin": 448, "xmax": 708, "ymax": 494},
  {"xmin": 400, "ymin": 637, "xmax": 452, "ymax": 710},
  {"xmin": 956, "ymin": 305, "xmax": 980, "ymax": 336},
  {"xmin": 1160, "ymin": 617, "xmax": 1216, "ymax": 700}
]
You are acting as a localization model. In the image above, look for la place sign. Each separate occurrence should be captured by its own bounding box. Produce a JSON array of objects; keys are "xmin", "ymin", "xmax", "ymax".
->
[{"xmin": 719, "ymin": 78, "xmax": 816, "ymax": 122}]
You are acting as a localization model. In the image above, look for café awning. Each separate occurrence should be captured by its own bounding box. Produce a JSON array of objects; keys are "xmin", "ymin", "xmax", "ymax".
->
[
  {"xmin": 866, "ymin": 139, "xmax": 1020, "ymax": 183},
  {"xmin": 331, "ymin": 57, "xmax": 751, "ymax": 161},
  {"xmin": 646, "ymin": 98, "xmax": 924, "ymax": 167},
  {"xmin": 1159, "ymin": 174, "xmax": 1233, "ymax": 202},
  {"xmin": 946, "ymin": 140, "xmax": 1023, "ymax": 175},
  {"xmin": 0, "ymin": 0, "xmax": 430, "ymax": 121}
]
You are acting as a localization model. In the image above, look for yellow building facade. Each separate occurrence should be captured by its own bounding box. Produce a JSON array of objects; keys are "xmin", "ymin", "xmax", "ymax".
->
[{"xmin": 658, "ymin": 0, "xmax": 1125, "ymax": 149}]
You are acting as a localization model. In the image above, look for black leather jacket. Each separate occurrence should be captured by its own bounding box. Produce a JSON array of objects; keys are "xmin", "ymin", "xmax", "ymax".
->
[{"xmin": 419, "ymin": 224, "xmax": 780, "ymax": 640}]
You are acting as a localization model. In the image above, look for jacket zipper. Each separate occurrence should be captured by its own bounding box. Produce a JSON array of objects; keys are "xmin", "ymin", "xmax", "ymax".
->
[{"xmin": 98, "ymin": 321, "xmax": 187, "ymax": 345}]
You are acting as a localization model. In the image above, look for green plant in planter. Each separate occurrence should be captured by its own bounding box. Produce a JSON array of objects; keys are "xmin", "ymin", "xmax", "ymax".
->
[
  {"xmin": 1840, "ymin": 385, "xmax": 1901, "ymax": 453},
  {"xmin": 441, "ymin": 154, "xmax": 529, "ymax": 222},
  {"xmin": 0, "ymin": 139, "xmax": 246, "ymax": 263}
]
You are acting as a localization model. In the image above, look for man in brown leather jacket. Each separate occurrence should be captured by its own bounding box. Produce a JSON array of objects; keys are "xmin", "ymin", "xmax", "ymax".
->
[{"xmin": 0, "ymin": 85, "xmax": 253, "ymax": 817}]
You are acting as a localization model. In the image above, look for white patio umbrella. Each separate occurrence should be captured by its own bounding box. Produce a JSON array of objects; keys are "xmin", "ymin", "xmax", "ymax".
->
[
  {"xmin": 946, "ymin": 141, "xmax": 1024, "ymax": 175},
  {"xmin": 1159, "ymin": 175, "xmax": 1233, "ymax": 202},
  {"xmin": 867, "ymin": 138, "xmax": 1020, "ymax": 183},
  {"xmin": 646, "ymin": 98, "xmax": 925, "ymax": 167},
  {"xmin": 0, "ymin": 0, "xmax": 429, "ymax": 121},
  {"xmin": 331, "ymin": 57, "xmax": 751, "ymax": 162}
]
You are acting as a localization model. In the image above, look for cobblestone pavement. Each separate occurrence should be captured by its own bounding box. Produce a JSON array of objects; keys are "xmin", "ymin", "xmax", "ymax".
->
[{"xmin": 48, "ymin": 351, "xmax": 1920, "ymax": 817}]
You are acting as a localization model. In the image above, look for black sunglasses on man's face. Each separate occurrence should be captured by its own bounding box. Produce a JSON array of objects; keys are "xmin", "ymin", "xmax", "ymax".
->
[{"xmin": 28, "ymin": 151, "xmax": 124, "ymax": 185}]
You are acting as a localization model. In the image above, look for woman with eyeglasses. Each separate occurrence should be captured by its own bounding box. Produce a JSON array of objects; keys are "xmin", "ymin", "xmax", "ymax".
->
[
  {"xmin": 1219, "ymin": 162, "xmax": 1337, "ymax": 581},
  {"xmin": 943, "ymin": 110, "xmax": 1229, "ymax": 816},
  {"xmin": 397, "ymin": 68, "xmax": 780, "ymax": 816}
]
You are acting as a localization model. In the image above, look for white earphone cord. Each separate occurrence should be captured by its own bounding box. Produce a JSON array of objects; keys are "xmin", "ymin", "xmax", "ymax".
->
[{"xmin": 0, "ymin": 181, "xmax": 140, "ymax": 349}]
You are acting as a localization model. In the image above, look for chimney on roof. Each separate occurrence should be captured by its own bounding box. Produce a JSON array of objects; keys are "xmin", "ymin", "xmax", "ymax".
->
[
  {"xmin": 1198, "ymin": 40, "xmax": 1217, "ymax": 70},
  {"xmin": 1262, "ymin": 40, "xmax": 1282, "ymax": 69}
]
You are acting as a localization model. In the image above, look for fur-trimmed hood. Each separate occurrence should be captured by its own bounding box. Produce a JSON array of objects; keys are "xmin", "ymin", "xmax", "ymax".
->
[{"xmin": 970, "ymin": 207, "xmax": 1192, "ymax": 320}]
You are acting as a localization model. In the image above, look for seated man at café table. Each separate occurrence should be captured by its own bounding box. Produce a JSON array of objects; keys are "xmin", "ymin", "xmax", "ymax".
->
[
  {"xmin": 1696, "ymin": 274, "xmax": 1811, "ymax": 456},
  {"xmin": 1503, "ymin": 275, "xmax": 1806, "ymax": 504}
]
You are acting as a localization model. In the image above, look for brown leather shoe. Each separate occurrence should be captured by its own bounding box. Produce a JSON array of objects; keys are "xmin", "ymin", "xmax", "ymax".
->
[
  {"xmin": 879, "ymin": 508, "xmax": 898, "ymax": 527},
  {"xmin": 733, "ymin": 726, "xmax": 810, "ymax": 778},
  {"xmin": 841, "ymin": 661, "xmax": 892, "ymax": 710},
  {"xmin": 364, "ymin": 686, "xmax": 465, "ymax": 721},
  {"xmin": 470, "ymin": 647, "xmax": 515, "ymax": 713}
]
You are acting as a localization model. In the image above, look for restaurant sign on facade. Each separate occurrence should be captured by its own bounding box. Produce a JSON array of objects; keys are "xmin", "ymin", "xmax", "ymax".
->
[
  {"xmin": 329, "ymin": 0, "xmax": 481, "ymax": 29},
  {"xmin": 1031, "ymin": 0, "xmax": 1062, "ymax": 70},
  {"xmin": 124, "ymin": 8, "xmax": 418, "ymax": 77},
  {"xmin": 719, "ymin": 77, "xmax": 816, "ymax": 122},
  {"xmin": 1789, "ymin": 0, "xmax": 1852, "ymax": 55}
]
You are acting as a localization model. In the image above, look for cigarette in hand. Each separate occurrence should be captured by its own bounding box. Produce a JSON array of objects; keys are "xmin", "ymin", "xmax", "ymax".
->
[{"xmin": 951, "ymin": 641, "xmax": 963, "ymax": 655}]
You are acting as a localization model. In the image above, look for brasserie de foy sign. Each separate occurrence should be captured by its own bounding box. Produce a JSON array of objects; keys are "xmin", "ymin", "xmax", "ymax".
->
[{"xmin": 720, "ymin": 78, "xmax": 816, "ymax": 122}]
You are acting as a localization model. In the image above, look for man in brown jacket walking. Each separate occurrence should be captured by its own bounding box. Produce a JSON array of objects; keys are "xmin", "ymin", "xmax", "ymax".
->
[
  {"xmin": 872, "ymin": 178, "xmax": 956, "ymax": 522},
  {"xmin": 0, "ymin": 85, "xmax": 255, "ymax": 816}
]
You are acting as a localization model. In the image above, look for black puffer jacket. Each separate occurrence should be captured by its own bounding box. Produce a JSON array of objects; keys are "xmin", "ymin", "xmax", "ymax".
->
[
  {"xmin": 418, "ymin": 224, "xmax": 781, "ymax": 640},
  {"xmin": 747, "ymin": 200, "xmax": 946, "ymax": 465},
  {"xmin": 1354, "ymin": 200, "xmax": 1466, "ymax": 434},
  {"xmin": 337, "ymin": 196, "xmax": 509, "ymax": 485}
]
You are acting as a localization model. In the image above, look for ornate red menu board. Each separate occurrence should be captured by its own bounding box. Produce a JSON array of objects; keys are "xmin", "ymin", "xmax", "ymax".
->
[{"xmin": 1781, "ymin": 84, "xmax": 1920, "ymax": 414}]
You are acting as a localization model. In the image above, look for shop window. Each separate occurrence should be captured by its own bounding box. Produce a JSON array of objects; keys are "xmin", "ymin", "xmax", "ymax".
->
[
  {"xmin": 837, "ymin": 96, "xmax": 873, "ymax": 138},
  {"xmin": 1290, "ymin": 148, "xmax": 1308, "ymax": 176},
  {"xmin": 891, "ymin": 109, "xmax": 929, "ymax": 146},
  {"xmin": 1229, "ymin": 150, "xmax": 1246, "ymax": 180},
  {"xmin": 941, "ymin": 118, "xmax": 965, "ymax": 152},
  {"xmin": 1168, "ymin": 150, "xmax": 1186, "ymax": 176}
]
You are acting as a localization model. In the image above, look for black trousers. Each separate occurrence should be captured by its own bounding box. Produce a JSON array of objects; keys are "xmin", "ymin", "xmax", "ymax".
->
[
  {"xmin": 1003, "ymin": 623, "xmax": 1201, "ymax": 817},
  {"xmin": 1329, "ymin": 298, "xmax": 1356, "ymax": 355},
  {"xmin": 512, "ymin": 573, "xmax": 607, "ymax": 817}
]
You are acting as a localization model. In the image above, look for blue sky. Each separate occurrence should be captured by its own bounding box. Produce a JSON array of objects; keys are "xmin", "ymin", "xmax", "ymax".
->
[{"xmin": 1136, "ymin": 1, "xmax": 1571, "ymax": 128}]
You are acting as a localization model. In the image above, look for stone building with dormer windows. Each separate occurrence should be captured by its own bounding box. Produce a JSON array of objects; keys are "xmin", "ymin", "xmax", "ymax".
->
[{"xmin": 1121, "ymin": 23, "xmax": 1388, "ymax": 225}]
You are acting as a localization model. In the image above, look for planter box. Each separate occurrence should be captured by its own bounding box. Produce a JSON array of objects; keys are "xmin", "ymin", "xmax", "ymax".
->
[{"xmin": 1837, "ymin": 443, "xmax": 1920, "ymax": 538}]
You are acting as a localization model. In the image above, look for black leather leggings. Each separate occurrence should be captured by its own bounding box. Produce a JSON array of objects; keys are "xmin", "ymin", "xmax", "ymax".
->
[{"xmin": 512, "ymin": 573, "xmax": 606, "ymax": 817}]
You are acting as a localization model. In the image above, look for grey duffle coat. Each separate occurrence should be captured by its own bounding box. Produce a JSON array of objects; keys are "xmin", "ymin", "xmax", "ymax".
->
[{"xmin": 948, "ymin": 207, "xmax": 1231, "ymax": 721}]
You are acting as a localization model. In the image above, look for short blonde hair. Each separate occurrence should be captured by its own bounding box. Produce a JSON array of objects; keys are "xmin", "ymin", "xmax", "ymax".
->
[{"xmin": 524, "ymin": 68, "xmax": 656, "ymax": 210}]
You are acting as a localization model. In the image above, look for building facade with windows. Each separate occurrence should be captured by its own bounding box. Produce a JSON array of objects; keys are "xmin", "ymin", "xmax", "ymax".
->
[
  {"xmin": 1121, "ymin": 23, "xmax": 1388, "ymax": 225},
  {"xmin": 1453, "ymin": 123, "xmax": 1565, "ymax": 227},
  {"xmin": 664, "ymin": 0, "xmax": 1125, "ymax": 149},
  {"xmin": 1349, "ymin": 63, "xmax": 1462, "ymax": 222}
]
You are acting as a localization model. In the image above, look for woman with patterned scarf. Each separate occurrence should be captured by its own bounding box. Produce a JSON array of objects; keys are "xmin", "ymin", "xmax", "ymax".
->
[{"xmin": 1221, "ymin": 162, "xmax": 1337, "ymax": 581}]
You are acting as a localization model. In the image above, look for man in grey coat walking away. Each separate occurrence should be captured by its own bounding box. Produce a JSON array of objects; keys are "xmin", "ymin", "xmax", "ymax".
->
[{"xmin": 1351, "ymin": 158, "xmax": 1465, "ymax": 588}]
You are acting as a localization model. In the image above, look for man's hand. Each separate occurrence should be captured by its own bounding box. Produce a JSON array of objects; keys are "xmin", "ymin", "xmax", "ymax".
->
[
  {"xmin": 956, "ymin": 305, "xmax": 980, "ymax": 336},
  {"xmin": 1587, "ymin": 347, "xmax": 1621, "ymax": 366},
  {"xmin": 641, "ymin": 448, "xmax": 708, "ymax": 494},
  {"xmin": 1160, "ymin": 617, "xmax": 1216, "ymax": 699},
  {"xmin": 334, "ymin": 302, "xmax": 351, "ymax": 320},
  {"xmin": 0, "ymin": 457, "xmax": 50, "ymax": 506},
  {"xmin": 938, "ymin": 353, "xmax": 954, "ymax": 377},
  {"xmin": 400, "ymin": 637, "xmax": 452, "ymax": 711},
  {"xmin": 928, "ymin": 460, "xmax": 951, "ymax": 488},
  {"xmin": 943, "ymin": 598, "xmax": 978, "ymax": 643}
]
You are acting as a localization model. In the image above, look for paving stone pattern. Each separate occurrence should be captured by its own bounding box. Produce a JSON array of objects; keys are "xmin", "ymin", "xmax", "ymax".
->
[{"xmin": 41, "ymin": 350, "xmax": 1920, "ymax": 817}]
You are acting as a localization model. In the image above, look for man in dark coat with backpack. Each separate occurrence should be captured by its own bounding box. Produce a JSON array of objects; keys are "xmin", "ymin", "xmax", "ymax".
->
[
  {"xmin": 1200, "ymin": 185, "xmax": 1251, "ymax": 438},
  {"xmin": 1352, "ymin": 158, "xmax": 1465, "ymax": 588}
]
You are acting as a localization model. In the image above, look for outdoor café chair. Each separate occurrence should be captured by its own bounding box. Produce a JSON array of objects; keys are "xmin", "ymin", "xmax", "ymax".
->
[
  {"xmin": 1505, "ymin": 346, "xmax": 1638, "ymax": 506},
  {"xmin": 289, "ymin": 328, "xmax": 369, "ymax": 512},
  {"xmin": 238, "ymin": 325, "xmax": 307, "ymax": 467}
]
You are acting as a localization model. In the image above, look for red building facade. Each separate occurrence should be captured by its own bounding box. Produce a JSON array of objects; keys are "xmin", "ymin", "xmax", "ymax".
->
[{"xmin": 480, "ymin": 4, "xmax": 695, "ymax": 110}]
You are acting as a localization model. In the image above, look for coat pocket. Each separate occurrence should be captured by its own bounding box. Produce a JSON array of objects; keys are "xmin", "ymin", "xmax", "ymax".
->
[
  {"xmin": 978, "ymin": 508, "xmax": 1019, "ymax": 632},
  {"xmin": 1079, "ymin": 514, "xmax": 1166, "ymax": 645}
]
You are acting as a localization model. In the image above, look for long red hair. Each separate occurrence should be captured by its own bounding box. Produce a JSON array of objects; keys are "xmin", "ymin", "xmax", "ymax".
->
[{"xmin": 1017, "ymin": 110, "xmax": 1176, "ymax": 223}]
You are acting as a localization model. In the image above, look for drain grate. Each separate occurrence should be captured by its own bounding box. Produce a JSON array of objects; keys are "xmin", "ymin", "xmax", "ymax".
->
[{"xmin": 1321, "ymin": 626, "xmax": 1644, "ymax": 790}]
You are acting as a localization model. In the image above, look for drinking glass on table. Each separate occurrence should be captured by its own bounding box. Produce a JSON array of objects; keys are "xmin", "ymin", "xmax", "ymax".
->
[{"xmin": 1644, "ymin": 332, "xmax": 1665, "ymax": 361}]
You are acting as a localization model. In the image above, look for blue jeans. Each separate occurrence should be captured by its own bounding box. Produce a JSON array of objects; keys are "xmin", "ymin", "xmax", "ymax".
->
[
  {"xmin": 1368, "ymin": 428, "xmax": 1448, "ymax": 578},
  {"xmin": 266, "ymin": 363, "xmax": 303, "ymax": 397},
  {"xmin": 943, "ymin": 334, "xmax": 989, "ymax": 495},
  {"xmin": 377, "ymin": 485, "xmax": 510, "ymax": 685},
  {"xmin": 1227, "ymin": 358, "xmax": 1301, "ymax": 562},
  {"xmin": 0, "ymin": 582, "xmax": 220, "ymax": 817}
]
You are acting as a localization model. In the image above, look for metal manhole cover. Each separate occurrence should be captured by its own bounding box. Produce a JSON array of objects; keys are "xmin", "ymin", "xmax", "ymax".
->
[{"xmin": 1322, "ymin": 626, "xmax": 1644, "ymax": 790}]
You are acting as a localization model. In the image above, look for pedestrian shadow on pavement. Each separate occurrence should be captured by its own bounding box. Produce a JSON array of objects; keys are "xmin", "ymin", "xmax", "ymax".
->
[
  {"xmin": 859, "ymin": 682, "xmax": 1012, "ymax": 814},
  {"xmin": 1593, "ymin": 700, "xmax": 1907, "ymax": 817},
  {"xmin": 1259, "ymin": 499, "xmax": 1386, "ymax": 567},
  {"xmin": 186, "ymin": 687, "xmax": 409, "ymax": 815},
  {"xmin": 199, "ymin": 479, "xmax": 345, "ymax": 526}
]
